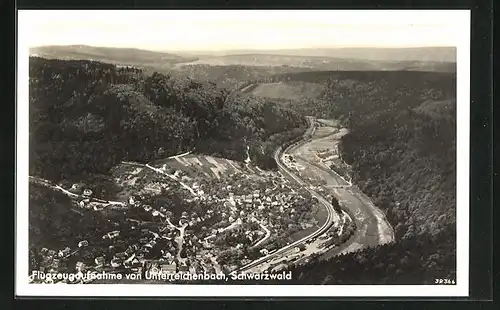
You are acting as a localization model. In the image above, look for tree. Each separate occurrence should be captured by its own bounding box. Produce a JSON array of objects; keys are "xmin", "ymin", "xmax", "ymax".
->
[{"xmin": 331, "ymin": 196, "xmax": 342, "ymax": 214}]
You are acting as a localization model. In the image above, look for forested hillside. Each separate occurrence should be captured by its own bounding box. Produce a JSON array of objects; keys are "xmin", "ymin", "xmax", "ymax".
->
[
  {"xmin": 29, "ymin": 57, "xmax": 307, "ymax": 182},
  {"xmin": 172, "ymin": 64, "xmax": 315, "ymax": 88},
  {"xmin": 242, "ymin": 70, "xmax": 455, "ymax": 118},
  {"xmin": 274, "ymin": 70, "xmax": 457, "ymax": 284}
]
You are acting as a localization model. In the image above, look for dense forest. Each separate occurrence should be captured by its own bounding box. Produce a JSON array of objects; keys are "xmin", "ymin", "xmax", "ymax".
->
[
  {"xmin": 29, "ymin": 57, "xmax": 307, "ymax": 182},
  {"xmin": 240, "ymin": 70, "xmax": 455, "ymax": 121},
  {"xmin": 172, "ymin": 64, "xmax": 315, "ymax": 89}
]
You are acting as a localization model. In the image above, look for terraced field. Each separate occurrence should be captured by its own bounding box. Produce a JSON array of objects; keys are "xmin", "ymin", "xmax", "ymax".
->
[{"xmin": 152, "ymin": 155, "xmax": 246, "ymax": 179}]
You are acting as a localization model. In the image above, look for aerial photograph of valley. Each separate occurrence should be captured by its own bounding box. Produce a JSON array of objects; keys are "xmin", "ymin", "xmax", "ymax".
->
[{"xmin": 21, "ymin": 10, "xmax": 459, "ymax": 289}]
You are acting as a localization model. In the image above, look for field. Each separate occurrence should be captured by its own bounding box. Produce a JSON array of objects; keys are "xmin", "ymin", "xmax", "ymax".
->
[
  {"xmin": 413, "ymin": 99, "xmax": 456, "ymax": 119},
  {"xmin": 109, "ymin": 164, "xmax": 174, "ymax": 201},
  {"xmin": 152, "ymin": 155, "xmax": 246, "ymax": 179},
  {"xmin": 176, "ymin": 54, "xmax": 355, "ymax": 69},
  {"xmin": 249, "ymin": 82, "xmax": 325, "ymax": 101}
]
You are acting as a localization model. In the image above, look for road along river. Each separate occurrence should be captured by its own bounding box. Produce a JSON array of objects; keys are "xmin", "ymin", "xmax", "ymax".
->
[
  {"xmin": 286, "ymin": 119, "xmax": 394, "ymax": 255},
  {"xmin": 238, "ymin": 117, "xmax": 394, "ymax": 272}
]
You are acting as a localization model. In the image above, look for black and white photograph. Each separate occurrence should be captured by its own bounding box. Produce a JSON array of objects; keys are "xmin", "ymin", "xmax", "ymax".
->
[{"xmin": 16, "ymin": 10, "xmax": 470, "ymax": 297}]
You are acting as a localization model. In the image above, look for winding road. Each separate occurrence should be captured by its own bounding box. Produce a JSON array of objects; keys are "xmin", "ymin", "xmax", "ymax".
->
[{"xmin": 238, "ymin": 117, "xmax": 394, "ymax": 272}]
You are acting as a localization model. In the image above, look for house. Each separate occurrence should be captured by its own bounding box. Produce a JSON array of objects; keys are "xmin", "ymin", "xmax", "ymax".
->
[
  {"xmin": 178, "ymin": 265, "xmax": 189, "ymax": 274},
  {"xmin": 189, "ymin": 266, "xmax": 197, "ymax": 274},
  {"xmin": 160, "ymin": 263, "xmax": 177, "ymax": 274},
  {"xmin": 58, "ymin": 247, "xmax": 71, "ymax": 257},
  {"xmin": 103, "ymin": 230, "xmax": 120, "ymax": 239},
  {"xmin": 143, "ymin": 205, "xmax": 152, "ymax": 212},
  {"xmin": 95, "ymin": 257, "xmax": 105, "ymax": 266},
  {"xmin": 115, "ymin": 252, "xmax": 128, "ymax": 260},
  {"xmin": 152, "ymin": 210, "xmax": 160, "ymax": 217},
  {"xmin": 124, "ymin": 256, "xmax": 141, "ymax": 268},
  {"xmin": 129, "ymin": 196, "xmax": 135, "ymax": 205},
  {"xmin": 111, "ymin": 258, "xmax": 122, "ymax": 268},
  {"xmin": 162, "ymin": 251, "xmax": 173, "ymax": 260},
  {"xmin": 78, "ymin": 240, "xmax": 89, "ymax": 248},
  {"xmin": 92, "ymin": 203, "xmax": 104, "ymax": 211},
  {"xmin": 83, "ymin": 189, "xmax": 93, "ymax": 197},
  {"xmin": 125, "ymin": 248, "xmax": 134, "ymax": 256},
  {"xmin": 78, "ymin": 200, "xmax": 86, "ymax": 208},
  {"xmin": 260, "ymin": 249, "xmax": 269, "ymax": 255},
  {"xmin": 69, "ymin": 183, "xmax": 83, "ymax": 194},
  {"xmin": 75, "ymin": 261, "xmax": 85, "ymax": 272}
]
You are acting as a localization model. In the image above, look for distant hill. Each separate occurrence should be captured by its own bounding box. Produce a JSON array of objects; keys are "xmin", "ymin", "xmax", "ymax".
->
[
  {"xmin": 178, "ymin": 53, "xmax": 455, "ymax": 73},
  {"xmin": 29, "ymin": 46, "xmax": 456, "ymax": 77},
  {"xmin": 189, "ymin": 47, "xmax": 456, "ymax": 62},
  {"xmin": 29, "ymin": 45, "xmax": 198, "ymax": 71},
  {"xmin": 177, "ymin": 54, "xmax": 381, "ymax": 70}
]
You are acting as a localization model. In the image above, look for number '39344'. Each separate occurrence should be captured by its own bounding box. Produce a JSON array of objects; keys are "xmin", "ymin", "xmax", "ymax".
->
[{"xmin": 435, "ymin": 278, "xmax": 455, "ymax": 284}]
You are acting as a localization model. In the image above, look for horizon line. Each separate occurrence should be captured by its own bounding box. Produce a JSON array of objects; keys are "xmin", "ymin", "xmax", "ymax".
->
[{"xmin": 29, "ymin": 44, "xmax": 457, "ymax": 52}]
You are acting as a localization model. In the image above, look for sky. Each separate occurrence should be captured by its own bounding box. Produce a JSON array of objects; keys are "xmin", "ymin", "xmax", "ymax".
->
[{"xmin": 19, "ymin": 10, "xmax": 468, "ymax": 52}]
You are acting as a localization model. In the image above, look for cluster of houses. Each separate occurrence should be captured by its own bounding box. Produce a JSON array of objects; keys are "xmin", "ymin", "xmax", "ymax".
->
[
  {"xmin": 34, "ymin": 163, "xmax": 315, "ymax": 282},
  {"xmin": 32, "ymin": 238, "xmax": 91, "ymax": 282}
]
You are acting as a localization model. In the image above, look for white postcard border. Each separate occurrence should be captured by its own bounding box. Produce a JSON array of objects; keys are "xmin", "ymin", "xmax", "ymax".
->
[{"xmin": 16, "ymin": 9, "xmax": 470, "ymax": 297}]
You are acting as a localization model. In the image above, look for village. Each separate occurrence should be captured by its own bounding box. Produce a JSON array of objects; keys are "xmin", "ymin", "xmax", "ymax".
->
[{"xmin": 29, "ymin": 157, "xmax": 322, "ymax": 284}]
